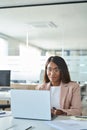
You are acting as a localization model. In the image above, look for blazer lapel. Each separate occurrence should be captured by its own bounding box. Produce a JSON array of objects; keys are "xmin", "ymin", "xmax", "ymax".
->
[{"xmin": 60, "ymin": 83, "xmax": 69, "ymax": 108}]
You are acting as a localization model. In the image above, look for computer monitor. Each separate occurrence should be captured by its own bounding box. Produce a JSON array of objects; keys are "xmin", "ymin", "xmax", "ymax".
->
[{"xmin": 0, "ymin": 70, "xmax": 10, "ymax": 86}]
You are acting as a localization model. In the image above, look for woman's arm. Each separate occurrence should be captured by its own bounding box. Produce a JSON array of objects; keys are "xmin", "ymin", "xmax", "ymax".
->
[
  {"xmin": 51, "ymin": 83, "xmax": 82, "ymax": 116},
  {"xmin": 61, "ymin": 83, "xmax": 82, "ymax": 116}
]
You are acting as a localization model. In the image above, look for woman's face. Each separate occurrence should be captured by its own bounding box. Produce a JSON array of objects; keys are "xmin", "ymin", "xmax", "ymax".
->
[{"xmin": 47, "ymin": 61, "xmax": 61, "ymax": 85}]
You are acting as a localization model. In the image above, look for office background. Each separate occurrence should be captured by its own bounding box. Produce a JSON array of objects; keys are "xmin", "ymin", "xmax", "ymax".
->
[
  {"xmin": 0, "ymin": 1, "xmax": 87, "ymax": 84},
  {"xmin": 0, "ymin": 0, "xmax": 87, "ymax": 115}
]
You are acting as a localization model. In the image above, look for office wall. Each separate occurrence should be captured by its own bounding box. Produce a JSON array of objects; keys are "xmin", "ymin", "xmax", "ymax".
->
[{"xmin": 0, "ymin": 37, "xmax": 87, "ymax": 83}]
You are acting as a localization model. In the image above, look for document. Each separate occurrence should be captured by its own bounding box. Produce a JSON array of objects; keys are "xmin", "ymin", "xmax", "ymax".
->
[
  {"xmin": 0, "ymin": 111, "xmax": 6, "ymax": 114},
  {"xmin": 71, "ymin": 116, "xmax": 87, "ymax": 120},
  {"xmin": 47, "ymin": 119, "xmax": 87, "ymax": 130},
  {"xmin": 0, "ymin": 111, "xmax": 12, "ymax": 117}
]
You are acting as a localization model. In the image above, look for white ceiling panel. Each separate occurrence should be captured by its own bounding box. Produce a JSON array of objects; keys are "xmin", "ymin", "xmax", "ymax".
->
[{"xmin": 0, "ymin": 1, "xmax": 87, "ymax": 50}]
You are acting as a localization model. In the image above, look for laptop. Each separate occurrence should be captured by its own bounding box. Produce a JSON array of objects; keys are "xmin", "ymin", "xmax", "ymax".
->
[{"xmin": 11, "ymin": 89, "xmax": 53, "ymax": 120}]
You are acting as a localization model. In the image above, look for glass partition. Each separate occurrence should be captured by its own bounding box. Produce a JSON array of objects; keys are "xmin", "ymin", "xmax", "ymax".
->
[{"xmin": 0, "ymin": 2, "xmax": 87, "ymax": 84}]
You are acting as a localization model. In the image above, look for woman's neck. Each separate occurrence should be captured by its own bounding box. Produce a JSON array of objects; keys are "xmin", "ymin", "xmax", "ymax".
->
[{"xmin": 51, "ymin": 81, "xmax": 61, "ymax": 86}]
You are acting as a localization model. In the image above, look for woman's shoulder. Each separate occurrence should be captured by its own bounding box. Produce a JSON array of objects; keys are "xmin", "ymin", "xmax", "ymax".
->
[
  {"xmin": 35, "ymin": 83, "xmax": 45, "ymax": 90},
  {"xmin": 69, "ymin": 81, "xmax": 79, "ymax": 85},
  {"xmin": 67, "ymin": 81, "xmax": 80, "ymax": 89},
  {"xmin": 35, "ymin": 82, "xmax": 50, "ymax": 90}
]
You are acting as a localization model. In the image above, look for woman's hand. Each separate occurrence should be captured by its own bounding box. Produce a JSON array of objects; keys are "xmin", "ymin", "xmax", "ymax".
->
[{"xmin": 51, "ymin": 107, "xmax": 67, "ymax": 116}]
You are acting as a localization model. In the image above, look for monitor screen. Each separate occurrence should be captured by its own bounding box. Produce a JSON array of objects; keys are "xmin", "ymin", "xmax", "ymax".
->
[{"xmin": 0, "ymin": 70, "xmax": 10, "ymax": 86}]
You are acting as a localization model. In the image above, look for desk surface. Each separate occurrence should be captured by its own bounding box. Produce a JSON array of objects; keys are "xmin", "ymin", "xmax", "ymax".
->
[
  {"xmin": 0, "ymin": 91, "xmax": 11, "ymax": 100},
  {"xmin": 0, "ymin": 91, "xmax": 10, "ymax": 101},
  {"xmin": 0, "ymin": 112, "xmax": 87, "ymax": 130},
  {"xmin": 0, "ymin": 115, "xmax": 60, "ymax": 130}
]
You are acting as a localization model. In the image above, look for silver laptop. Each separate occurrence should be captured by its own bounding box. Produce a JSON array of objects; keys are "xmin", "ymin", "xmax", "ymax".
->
[{"xmin": 11, "ymin": 89, "xmax": 52, "ymax": 120}]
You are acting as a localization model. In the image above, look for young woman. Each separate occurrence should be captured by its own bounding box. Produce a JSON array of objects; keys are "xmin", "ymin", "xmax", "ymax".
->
[{"xmin": 36, "ymin": 56, "xmax": 82, "ymax": 116}]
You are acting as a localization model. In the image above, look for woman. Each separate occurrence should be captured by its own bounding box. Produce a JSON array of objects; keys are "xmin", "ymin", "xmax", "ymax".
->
[{"xmin": 36, "ymin": 56, "xmax": 82, "ymax": 116}]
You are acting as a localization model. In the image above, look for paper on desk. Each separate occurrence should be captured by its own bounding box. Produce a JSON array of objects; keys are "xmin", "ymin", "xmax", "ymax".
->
[
  {"xmin": 71, "ymin": 116, "xmax": 87, "ymax": 121},
  {"xmin": 0, "ymin": 111, "xmax": 12, "ymax": 117},
  {"xmin": 47, "ymin": 119, "xmax": 87, "ymax": 130}
]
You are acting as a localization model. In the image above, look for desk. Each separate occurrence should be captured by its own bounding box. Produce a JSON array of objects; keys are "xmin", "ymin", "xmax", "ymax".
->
[
  {"xmin": 0, "ymin": 113, "xmax": 87, "ymax": 130},
  {"xmin": 11, "ymin": 83, "xmax": 37, "ymax": 90},
  {"xmin": 0, "ymin": 91, "xmax": 11, "ymax": 110},
  {"xmin": 0, "ymin": 83, "xmax": 37, "ymax": 110},
  {"xmin": 0, "ymin": 115, "xmax": 59, "ymax": 130},
  {"xmin": 0, "ymin": 91, "xmax": 10, "ymax": 101},
  {"xmin": 0, "ymin": 83, "xmax": 37, "ymax": 100}
]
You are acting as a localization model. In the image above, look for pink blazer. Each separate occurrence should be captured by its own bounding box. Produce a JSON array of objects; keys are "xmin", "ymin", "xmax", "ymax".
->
[{"xmin": 36, "ymin": 81, "xmax": 82, "ymax": 116}]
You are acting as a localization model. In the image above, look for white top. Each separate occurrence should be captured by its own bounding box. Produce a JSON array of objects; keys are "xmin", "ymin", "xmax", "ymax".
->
[{"xmin": 51, "ymin": 86, "xmax": 61, "ymax": 109}]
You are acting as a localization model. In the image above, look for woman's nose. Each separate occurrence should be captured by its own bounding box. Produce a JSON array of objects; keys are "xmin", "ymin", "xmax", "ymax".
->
[{"xmin": 50, "ymin": 70, "xmax": 55, "ymax": 75}]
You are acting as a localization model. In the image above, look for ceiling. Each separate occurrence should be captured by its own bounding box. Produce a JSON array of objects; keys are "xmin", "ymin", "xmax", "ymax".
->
[{"xmin": 0, "ymin": 0, "xmax": 87, "ymax": 51}]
